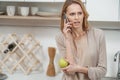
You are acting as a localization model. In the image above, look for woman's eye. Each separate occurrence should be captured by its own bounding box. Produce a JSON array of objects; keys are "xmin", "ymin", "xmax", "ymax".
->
[
  {"xmin": 70, "ymin": 13, "xmax": 75, "ymax": 16},
  {"xmin": 69, "ymin": 12, "xmax": 82, "ymax": 16},
  {"xmin": 78, "ymin": 12, "xmax": 82, "ymax": 15}
]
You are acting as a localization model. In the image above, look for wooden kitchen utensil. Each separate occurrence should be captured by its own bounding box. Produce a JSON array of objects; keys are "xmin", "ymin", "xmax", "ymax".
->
[{"xmin": 46, "ymin": 47, "xmax": 56, "ymax": 76}]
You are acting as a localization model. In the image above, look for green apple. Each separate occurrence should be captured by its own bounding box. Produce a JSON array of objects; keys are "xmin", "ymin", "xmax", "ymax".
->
[{"xmin": 59, "ymin": 58, "xmax": 69, "ymax": 68}]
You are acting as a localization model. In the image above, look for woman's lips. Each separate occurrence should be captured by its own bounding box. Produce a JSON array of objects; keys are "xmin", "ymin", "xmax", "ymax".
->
[{"xmin": 74, "ymin": 21, "xmax": 80, "ymax": 26}]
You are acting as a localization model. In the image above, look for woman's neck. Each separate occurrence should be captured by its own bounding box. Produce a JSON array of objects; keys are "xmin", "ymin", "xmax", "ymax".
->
[
  {"xmin": 74, "ymin": 26, "xmax": 85, "ymax": 38},
  {"xmin": 76, "ymin": 27, "xmax": 83, "ymax": 33}
]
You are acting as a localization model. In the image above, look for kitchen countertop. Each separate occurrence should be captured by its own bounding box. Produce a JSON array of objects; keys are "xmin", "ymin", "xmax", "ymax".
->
[
  {"xmin": 102, "ymin": 77, "xmax": 116, "ymax": 80},
  {"xmin": 3, "ymin": 71, "xmax": 117, "ymax": 80}
]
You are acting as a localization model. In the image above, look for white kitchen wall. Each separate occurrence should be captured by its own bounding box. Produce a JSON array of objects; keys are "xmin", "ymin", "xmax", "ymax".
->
[
  {"xmin": 0, "ymin": 22, "xmax": 120, "ymax": 80},
  {"xmin": 105, "ymin": 30, "xmax": 120, "ymax": 77}
]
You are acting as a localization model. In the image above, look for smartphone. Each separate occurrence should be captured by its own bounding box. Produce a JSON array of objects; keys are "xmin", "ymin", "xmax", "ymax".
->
[
  {"xmin": 63, "ymin": 13, "xmax": 72, "ymax": 32},
  {"xmin": 63, "ymin": 14, "xmax": 68, "ymax": 23}
]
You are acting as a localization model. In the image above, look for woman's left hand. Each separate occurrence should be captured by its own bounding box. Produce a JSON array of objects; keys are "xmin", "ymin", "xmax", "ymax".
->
[{"xmin": 62, "ymin": 63, "xmax": 80, "ymax": 75}]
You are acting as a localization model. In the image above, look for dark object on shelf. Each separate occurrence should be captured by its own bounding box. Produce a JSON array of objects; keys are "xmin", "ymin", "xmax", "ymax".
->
[
  {"xmin": 0, "ymin": 73, "xmax": 8, "ymax": 80},
  {"xmin": 4, "ymin": 42, "xmax": 16, "ymax": 54}
]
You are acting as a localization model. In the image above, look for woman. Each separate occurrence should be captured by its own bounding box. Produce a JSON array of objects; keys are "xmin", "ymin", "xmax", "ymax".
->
[{"xmin": 55, "ymin": 0, "xmax": 107, "ymax": 80}]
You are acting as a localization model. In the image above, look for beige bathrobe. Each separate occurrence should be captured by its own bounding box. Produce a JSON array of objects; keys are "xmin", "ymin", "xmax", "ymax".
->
[{"xmin": 55, "ymin": 27, "xmax": 107, "ymax": 80}]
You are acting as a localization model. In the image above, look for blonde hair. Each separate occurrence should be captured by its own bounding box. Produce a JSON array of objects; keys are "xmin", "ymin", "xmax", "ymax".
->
[{"xmin": 60, "ymin": 0, "xmax": 89, "ymax": 32}]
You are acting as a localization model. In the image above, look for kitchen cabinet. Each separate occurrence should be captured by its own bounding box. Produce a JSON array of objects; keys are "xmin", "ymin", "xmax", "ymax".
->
[
  {"xmin": 0, "ymin": 0, "xmax": 24, "ymax": 2},
  {"xmin": 86, "ymin": 0, "xmax": 119, "ymax": 21}
]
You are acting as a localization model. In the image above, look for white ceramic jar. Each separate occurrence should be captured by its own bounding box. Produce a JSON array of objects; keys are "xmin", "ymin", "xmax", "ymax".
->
[
  {"xmin": 19, "ymin": 7, "xmax": 29, "ymax": 16},
  {"xmin": 31, "ymin": 7, "xmax": 39, "ymax": 16},
  {"xmin": 6, "ymin": 6, "xmax": 15, "ymax": 16}
]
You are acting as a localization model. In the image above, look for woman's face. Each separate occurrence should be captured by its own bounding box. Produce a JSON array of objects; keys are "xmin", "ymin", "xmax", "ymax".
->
[{"xmin": 66, "ymin": 3, "xmax": 84, "ymax": 28}]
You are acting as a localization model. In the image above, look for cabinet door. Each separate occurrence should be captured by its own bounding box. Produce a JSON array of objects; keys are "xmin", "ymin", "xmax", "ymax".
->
[
  {"xmin": 86, "ymin": 0, "xmax": 119, "ymax": 21},
  {"xmin": 0, "ymin": 0, "xmax": 24, "ymax": 2},
  {"xmin": 25, "ymin": 0, "xmax": 54, "ymax": 2}
]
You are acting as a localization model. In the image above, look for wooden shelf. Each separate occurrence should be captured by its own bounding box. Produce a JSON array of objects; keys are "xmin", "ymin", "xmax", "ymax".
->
[{"xmin": 0, "ymin": 15, "xmax": 60, "ymax": 27}]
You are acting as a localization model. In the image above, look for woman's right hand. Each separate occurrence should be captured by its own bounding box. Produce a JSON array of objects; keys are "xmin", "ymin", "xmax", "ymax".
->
[{"xmin": 63, "ymin": 20, "xmax": 73, "ymax": 40}]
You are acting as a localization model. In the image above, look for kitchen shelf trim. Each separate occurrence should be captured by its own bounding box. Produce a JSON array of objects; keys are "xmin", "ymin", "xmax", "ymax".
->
[{"xmin": 0, "ymin": 15, "xmax": 60, "ymax": 27}]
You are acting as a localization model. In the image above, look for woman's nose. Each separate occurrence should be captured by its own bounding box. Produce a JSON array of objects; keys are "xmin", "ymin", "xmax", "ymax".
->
[{"xmin": 75, "ymin": 14, "xmax": 79, "ymax": 19}]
